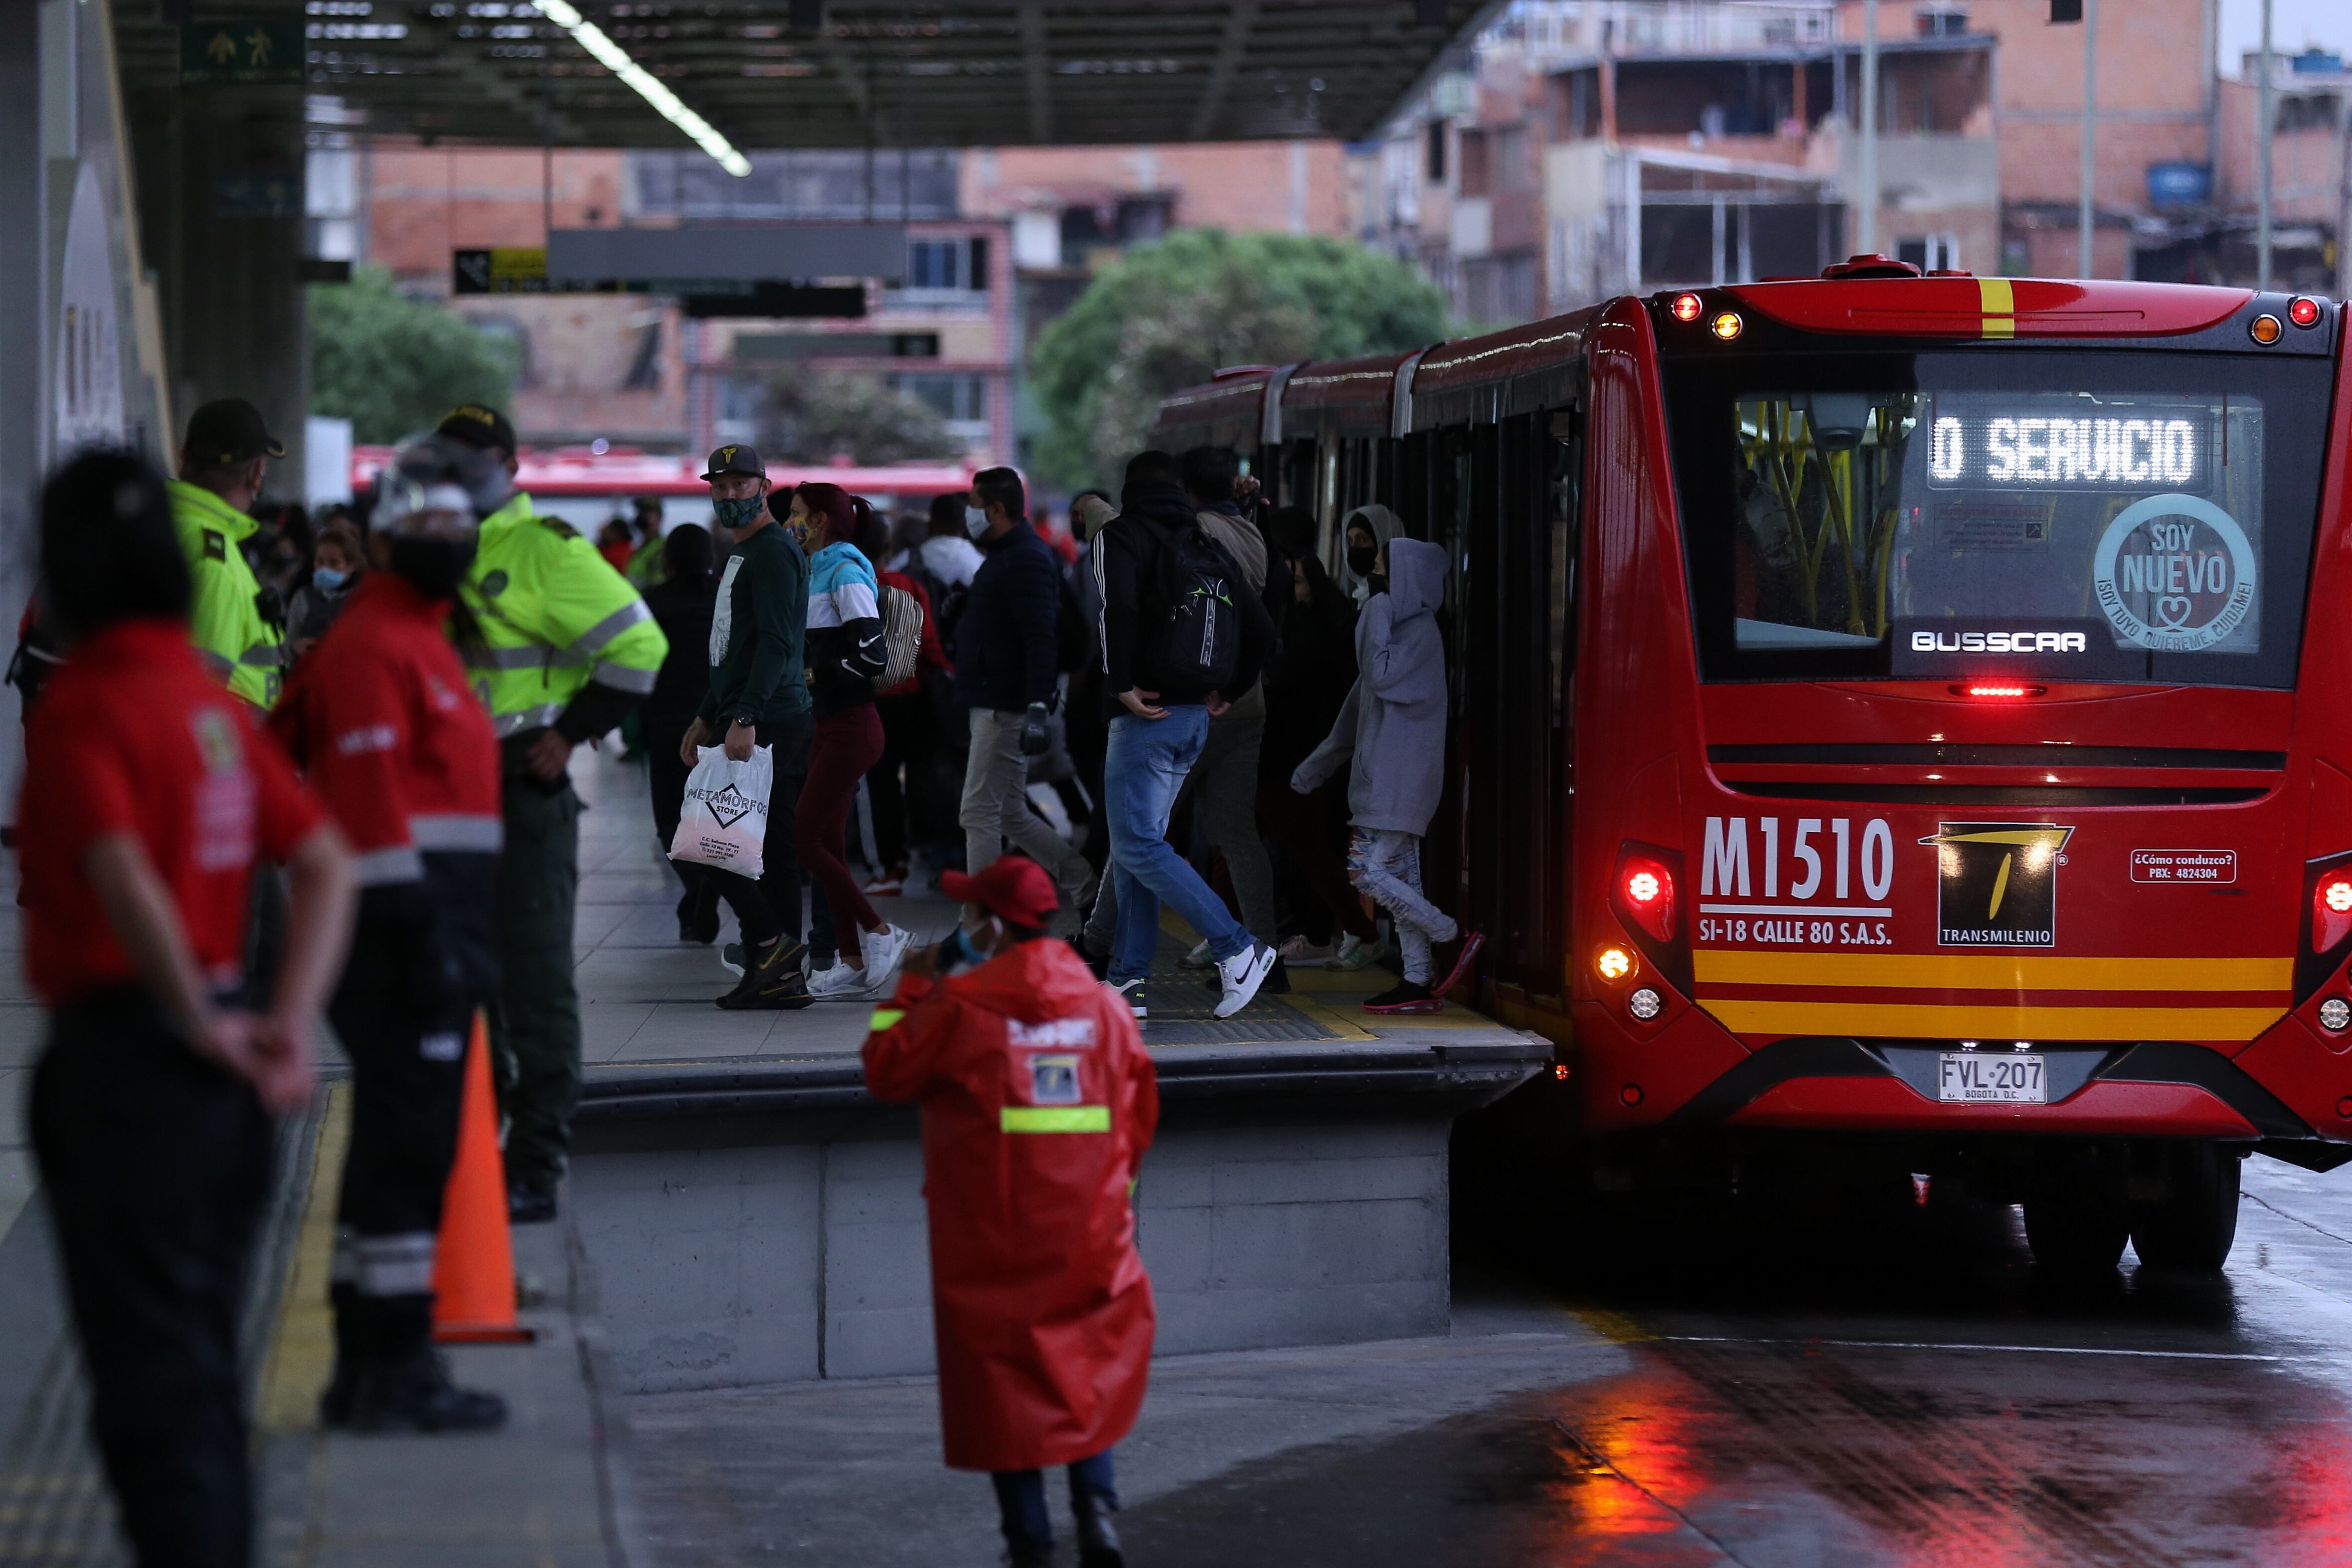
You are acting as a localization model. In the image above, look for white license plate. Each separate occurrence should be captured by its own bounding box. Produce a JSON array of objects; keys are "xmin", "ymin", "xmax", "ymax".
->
[{"xmin": 1937, "ymin": 1052, "xmax": 2047, "ymax": 1104}]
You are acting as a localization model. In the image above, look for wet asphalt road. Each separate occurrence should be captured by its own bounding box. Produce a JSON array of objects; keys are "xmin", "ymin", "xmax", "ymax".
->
[
  {"xmin": 625, "ymin": 1156, "xmax": 2352, "ymax": 1566},
  {"xmin": 1126, "ymin": 1157, "xmax": 2352, "ymax": 1568}
]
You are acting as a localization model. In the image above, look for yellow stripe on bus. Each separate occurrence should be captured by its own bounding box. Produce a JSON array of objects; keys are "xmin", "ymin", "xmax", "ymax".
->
[
  {"xmin": 1693, "ymin": 951, "xmax": 2292, "ymax": 993},
  {"xmin": 1699, "ymin": 999, "xmax": 2286, "ymax": 1043},
  {"xmin": 1002, "ymin": 1105, "xmax": 1112, "ymax": 1133},
  {"xmin": 1980, "ymin": 277, "xmax": 2016, "ymax": 338}
]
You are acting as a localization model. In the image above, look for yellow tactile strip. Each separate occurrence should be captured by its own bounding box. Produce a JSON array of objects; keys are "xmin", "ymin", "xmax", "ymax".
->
[{"xmin": 256, "ymin": 1083, "xmax": 348, "ymax": 1432}]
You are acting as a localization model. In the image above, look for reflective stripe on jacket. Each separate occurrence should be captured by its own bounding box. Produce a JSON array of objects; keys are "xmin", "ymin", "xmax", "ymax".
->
[
  {"xmin": 167, "ymin": 480, "xmax": 285, "ymax": 709},
  {"xmin": 457, "ymin": 493, "xmax": 668, "ymax": 736}
]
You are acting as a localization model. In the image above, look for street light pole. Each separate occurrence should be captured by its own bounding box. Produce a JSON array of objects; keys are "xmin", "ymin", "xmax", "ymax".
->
[
  {"xmin": 2258, "ymin": 0, "xmax": 2274, "ymax": 291},
  {"xmin": 2077, "ymin": 0, "xmax": 2098, "ymax": 278},
  {"xmin": 1859, "ymin": 0, "xmax": 1879, "ymax": 255}
]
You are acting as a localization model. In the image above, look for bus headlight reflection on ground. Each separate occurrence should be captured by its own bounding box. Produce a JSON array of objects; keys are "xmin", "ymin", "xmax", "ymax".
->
[{"xmin": 1597, "ymin": 947, "xmax": 1633, "ymax": 982}]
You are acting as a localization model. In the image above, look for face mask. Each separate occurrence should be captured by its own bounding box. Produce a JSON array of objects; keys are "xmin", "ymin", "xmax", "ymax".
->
[
  {"xmin": 1346, "ymin": 544, "xmax": 1377, "ymax": 578},
  {"xmin": 964, "ymin": 506, "xmax": 991, "ymax": 540},
  {"xmin": 388, "ymin": 535, "xmax": 478, "ymax": 600},
  {"xmin": 712, "ymin": 494, "xmax": 766, "ymax": 533},
  {"xmin": 311, "ymin": 567, "xmax": 347, "ymax": 592}
]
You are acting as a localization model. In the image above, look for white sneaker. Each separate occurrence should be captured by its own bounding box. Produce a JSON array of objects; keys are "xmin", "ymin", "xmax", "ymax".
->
[
  {"xmin": 1330, "ymin": 932, "xmax": 1387, "ymax": 972},
  {"xmin": 860, "ymin": 925, "xmax": 913, "ymax": 991},
  {"xmin": 807, "ymin": 961, "xmax": 867, "ymax": 999},
  {"xmin": 1213, "ymin": 942, "xmax": 1277, "ymax": 1019},
  {"xmin": 1179, "ymin": 938, "xmax": 1215, "ymax": 970}
]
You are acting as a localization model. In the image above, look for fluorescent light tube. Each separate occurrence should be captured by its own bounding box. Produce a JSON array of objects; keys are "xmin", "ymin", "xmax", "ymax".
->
[{"xmin": 532, "ymin": 0, "xmax": 751, "ymax": 176}]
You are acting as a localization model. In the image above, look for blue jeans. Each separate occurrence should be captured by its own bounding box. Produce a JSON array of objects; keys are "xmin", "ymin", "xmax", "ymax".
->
[
  {"xmin": 1104, "ymin": 707, "xmax": 1252, "ymax": 985},
  {"xmin": 992, "ymin": 1449, "xmax": 1118, "ymax": 1547}
]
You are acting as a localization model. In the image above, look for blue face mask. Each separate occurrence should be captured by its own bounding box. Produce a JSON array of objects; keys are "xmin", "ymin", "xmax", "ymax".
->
[
  {"xmin": 712, "ymin": 494, "xmax": 767, "ymax": 532},
  {"xmin": 311, "ymin": 567, "xmax": 347, "ymax": 592},
  {"xmin": 964, "ymin": 505, "xmax": 991, "ymax": 540}
]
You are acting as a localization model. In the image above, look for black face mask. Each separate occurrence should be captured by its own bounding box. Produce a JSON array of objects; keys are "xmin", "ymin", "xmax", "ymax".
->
[
  {"xmin": 389, "ymin": 535, "xmax": 478, "ymax": 600},
  {"xmin": 1346, "ymin": 543, "xmax": 1377, "ymax": 579},
  {"xmin": 1367, "ymin": 572, "xmax": 1388, "ymax": 597}
]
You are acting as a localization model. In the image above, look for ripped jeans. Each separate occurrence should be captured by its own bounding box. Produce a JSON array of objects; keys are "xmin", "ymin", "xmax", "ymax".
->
[{"xmin": 1348, "ymin": 828, "xmax": 1458, "ymax": 985}]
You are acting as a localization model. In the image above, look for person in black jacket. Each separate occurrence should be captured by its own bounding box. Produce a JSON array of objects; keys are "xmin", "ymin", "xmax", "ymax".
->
[
  {"xmin": 954, "ymin": 467, "xmax": 1095, "ymax": 931},
  {"xmin": 1091, "ymin": 450, "xmax": 1279, "ymax": 1021},
  {"xmin": 643, "ymin": 523, "xmax": 720, "ymax": 942}
]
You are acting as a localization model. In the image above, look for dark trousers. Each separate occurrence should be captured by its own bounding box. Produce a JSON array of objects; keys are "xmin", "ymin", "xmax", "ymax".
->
[
  {"xmin": 31, "ymin": 991, "xmax": 273, "ymax": 1568},
  {"xmin": 329, "ymin": 903, "xmax": 472, "ymax": 1363},
  {"xmin": 993, "ymin": 1449, "xmax": 1118, "ymax": 1547},
  {"xmin": 798, "ymin": 704, "xmax": 886, "ymax": 942},
  {"xmin": 492, "ymin": 776, "xmax": 581, "ymax": 1196},
  {"xmin": 705, "ymin": 709, "xmax": 838, "ymax": 963},
  {"xmin": 868, "ymin": 690, "xmax": 951, "ymax": 873}
]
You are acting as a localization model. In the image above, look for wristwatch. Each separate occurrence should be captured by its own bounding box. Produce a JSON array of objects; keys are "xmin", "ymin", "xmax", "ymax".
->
[{"xmin": 733, "ymin": 714, "xmax": 759, "ymax": 731}]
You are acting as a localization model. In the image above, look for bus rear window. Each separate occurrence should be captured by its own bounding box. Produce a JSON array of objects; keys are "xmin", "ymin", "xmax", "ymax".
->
[{"xmin": 1663, "ymin": 349, "xmax": 2333, "ymax": 687}]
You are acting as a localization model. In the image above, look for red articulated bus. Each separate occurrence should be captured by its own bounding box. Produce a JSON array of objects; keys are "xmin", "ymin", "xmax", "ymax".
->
[{"xmin": 1152, "ymin": 260, "xmax": 2349, "ymax": 1270}]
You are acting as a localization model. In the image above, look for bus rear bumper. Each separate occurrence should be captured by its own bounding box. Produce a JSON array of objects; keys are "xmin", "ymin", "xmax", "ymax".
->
[{"xmin": 1669, "ymin": 1037, "xmax": 2318, "ymax": 1141}]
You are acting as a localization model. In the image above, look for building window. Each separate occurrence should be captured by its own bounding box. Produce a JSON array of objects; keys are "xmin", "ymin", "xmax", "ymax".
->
[
  {"xmin": 1458, "ymin": 130, "xmax": 1491, "ymax": 197},
  {"xmin": 1496, "ymin": 125, "xmax": 1528, "ymax": 190},
  {"xmin": 1915, "ymin": 6, "xmax": 1968, "ymax": 37},
  {"xmin": 1896, "ymin": 233, "xmax": 1961, "ymax": 272},
  {"xmin": 894, "ymin": 371, "xmax": 988, "ymax": 424},
  {"xmin": 903, "ymin": 237, "xmax": 990, "ymax": 293},
  {"xmin": 1424, "ymin": 120, "xmax": 1447, "ymax": 184}
]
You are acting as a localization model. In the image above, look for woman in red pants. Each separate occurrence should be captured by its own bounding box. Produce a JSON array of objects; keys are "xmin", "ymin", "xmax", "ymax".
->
[{"xmin": 793, "ymin": 482, "xmax": 914, "ymax": 998}]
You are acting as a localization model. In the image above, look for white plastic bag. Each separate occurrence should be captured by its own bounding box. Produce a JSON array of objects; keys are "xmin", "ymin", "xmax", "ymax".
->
[{"xmin": 670, "ymin": 744, "xmax": 773, "ymax": 878}]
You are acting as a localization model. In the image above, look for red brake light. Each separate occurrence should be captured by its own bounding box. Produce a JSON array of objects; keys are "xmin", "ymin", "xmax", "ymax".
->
[
  {"xmin": 1952, "ymin": 683, "xmax": 2046, "ymax": 700},
  {"xmin": 2289, "ymin": 296, "xmax": 2323, "ymax": 329},
  {"xmin": 1618, "ymin": 855, "xmax": 1676, "ymax": 943},
  {"xmin": 1671, "ymin": 292, "xmax": 1703, "ymax": 323},
  {"xmin": 2316, "ymin": 878, "xmax": 2352, "ymax": 952}
]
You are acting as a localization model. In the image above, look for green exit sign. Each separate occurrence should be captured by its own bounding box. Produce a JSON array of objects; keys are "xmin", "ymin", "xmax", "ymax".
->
[{"xmin": 181, "ymin": 21, "xmax": 305, "ymax": 85}]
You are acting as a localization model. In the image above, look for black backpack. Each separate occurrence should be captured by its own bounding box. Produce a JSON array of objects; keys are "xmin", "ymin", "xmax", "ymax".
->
[{"xmin": 1150, "ymin": 523, "xmax": 1242, "ymax": 690}]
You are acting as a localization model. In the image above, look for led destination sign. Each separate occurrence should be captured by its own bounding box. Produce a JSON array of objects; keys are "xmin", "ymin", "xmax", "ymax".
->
[{"xmin": 1926, "ymin": 410, "xmax": 2208, "ymax": 490}]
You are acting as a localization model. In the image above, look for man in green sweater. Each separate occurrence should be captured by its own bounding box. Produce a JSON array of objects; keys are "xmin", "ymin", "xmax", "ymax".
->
[{"xmin": 679, "ymin": 445, "xmax": 831, "ymax": 1008}]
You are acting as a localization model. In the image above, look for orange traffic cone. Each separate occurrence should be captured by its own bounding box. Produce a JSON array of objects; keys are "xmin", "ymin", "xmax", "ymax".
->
[{"xmin": 433, "ymin": 1013, "xmax": 535, "ymax": 1345}]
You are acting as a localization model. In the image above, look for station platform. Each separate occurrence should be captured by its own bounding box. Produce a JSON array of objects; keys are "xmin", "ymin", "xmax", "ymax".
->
[{"xmin": 0, "ymin": 747, "xmax": 1547, "ymax": 1564}]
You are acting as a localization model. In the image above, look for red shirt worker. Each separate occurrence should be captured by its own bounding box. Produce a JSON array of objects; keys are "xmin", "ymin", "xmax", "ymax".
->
[
  {"xmin": 19, "ymin": 449, "xmax": 355, "ymax": 1568},
  {"xmin": 861, "ymin": 857, "xmax": 1157, "ymax": 1568},
  {"xmin": 273, "ymin": 435, "xmax": 510, "ymax": 1434}
]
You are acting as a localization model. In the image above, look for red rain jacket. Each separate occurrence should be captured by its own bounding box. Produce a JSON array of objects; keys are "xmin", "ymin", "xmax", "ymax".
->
[{"xmin": 861, "ymin": 937, "xmax": 1158, "ymax": 1473}]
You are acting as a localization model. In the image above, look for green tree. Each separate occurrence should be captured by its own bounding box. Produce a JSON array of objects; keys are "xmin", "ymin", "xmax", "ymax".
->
[
  {"xmin": 309, "ymin": 267, "xmax": 518, "ymax": 443},
  {"xmin": 1029, "ymin": 229, "xmax": 1453, "ymax": 489},
  {"xmin": 755, "ymin": 370, "xmax": 959, "ymax": 466}
]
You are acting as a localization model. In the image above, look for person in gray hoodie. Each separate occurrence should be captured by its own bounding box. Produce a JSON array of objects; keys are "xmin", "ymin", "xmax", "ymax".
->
[{"xmin": 1289, "ymin": 535, "xmax": 1480, "ymax": 1013}]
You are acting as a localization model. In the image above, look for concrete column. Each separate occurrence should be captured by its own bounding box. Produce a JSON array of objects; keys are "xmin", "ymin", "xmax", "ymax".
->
[{"xmin": 128, "ymin": 88, "xmax": 308, "ymax": 491}]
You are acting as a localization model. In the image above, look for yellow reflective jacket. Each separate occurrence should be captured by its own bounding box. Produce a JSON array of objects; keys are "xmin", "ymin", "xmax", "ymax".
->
[
  {"xmin": 167, "ymin": 480, "xmax": 285, "ymax": 709},
  {"xmin": 459, "ymin": 493, "xmax": 668, "ymax": 738}
]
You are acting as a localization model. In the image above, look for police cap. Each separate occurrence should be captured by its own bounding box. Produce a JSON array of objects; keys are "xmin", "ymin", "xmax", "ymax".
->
[
  {"xmin": 437, "ymin": 403, "xmax": 518, "ymax": 456},
  {"xmin": 183, "ymin": 398, "xmax": 286, "ymax": 467}
]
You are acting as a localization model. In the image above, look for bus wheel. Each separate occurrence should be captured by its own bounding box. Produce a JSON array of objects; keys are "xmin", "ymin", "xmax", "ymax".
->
[
  {"xmin": 2022, "ymin": 1197, "xmax": 2129, "ymax": 1274},
  {"xmin": 2128, "ymin": 1143, "xmax": 2242, "ymax": 1272}
]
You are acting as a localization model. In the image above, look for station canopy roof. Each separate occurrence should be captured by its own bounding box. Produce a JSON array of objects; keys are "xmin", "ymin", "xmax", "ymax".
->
[{"xmin": 120, "ymin": 1, "xmax": 1500, "ymax": 151}]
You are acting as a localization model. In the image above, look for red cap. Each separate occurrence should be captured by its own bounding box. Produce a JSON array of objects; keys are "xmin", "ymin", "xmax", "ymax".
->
[{"xmin": 938, "ymin": 857, "xmax": 1061, "ymax": 927}]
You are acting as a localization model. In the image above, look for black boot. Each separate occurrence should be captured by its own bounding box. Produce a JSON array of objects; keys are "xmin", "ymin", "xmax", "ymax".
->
[
  {"xmin": 347, "ymin": 1339, "xmax": 508, "ymax": 1434},
  {"xmin": 1074, "ymin": 1494, "xmax": 1124, "ymax": 1568},
  {"xmin": 717, "ymin": 939, "xmax": 816, "ymax": 1010}
]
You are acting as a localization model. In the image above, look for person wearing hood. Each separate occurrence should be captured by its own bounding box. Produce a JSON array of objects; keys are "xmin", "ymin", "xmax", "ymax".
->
[
  {"xmin": 1339, "ymin": 504, "xmax": 1403, "ymax": 606},
  {"xmin": 272, "ymin": 434, "xmax": 511, "ymax": 1434},
  {"xmin": 862, "ymin": 855, "xmax": 1157, "ymax": 1568},
  {"xmin": 1291, "ymin": 536, "xmax": 1481, "ymax": 1013},
  {"xmin": 1091, "ymin": 450, "xmax": 1281, "ymax": 1021}
]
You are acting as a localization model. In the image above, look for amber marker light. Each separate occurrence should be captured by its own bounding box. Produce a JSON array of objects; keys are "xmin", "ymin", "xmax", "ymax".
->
[
  {"xmin": 1710, "ymin": 310, "xmax": 1744, "ymax": 341},
  {"xmin": 1671, "ymin": 292, "xmax": 1704, "ymax": 323},
  {"xmin": 2326, "ymin": 880, "xmax": 2352, "ymax": 915},
  {"xmin": 1596, "ymin": 947, "xmax": 1634, "ymax": 982},
  {"xmin": 2250, "ymin": 313, "xmax": 2284, "ymax": 345},
  {"xmin": 2289, "ymin": 296, "xmax": 2323, "ymax": 329}
]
